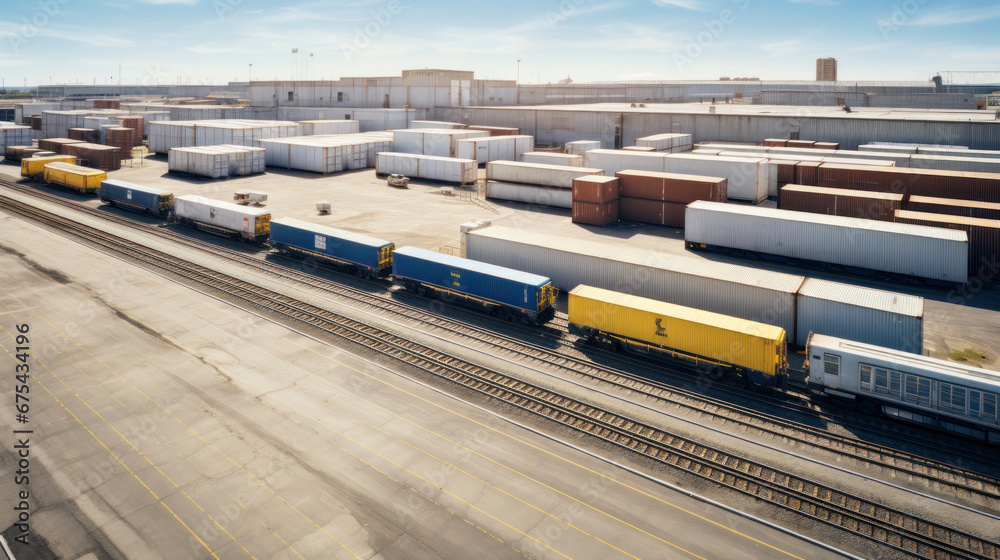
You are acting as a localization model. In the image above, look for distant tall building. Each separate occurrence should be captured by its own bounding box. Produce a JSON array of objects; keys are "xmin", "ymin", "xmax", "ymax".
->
[{"xmin": 816, "ymin": 58, "xmax": 838, "ymax": 81}]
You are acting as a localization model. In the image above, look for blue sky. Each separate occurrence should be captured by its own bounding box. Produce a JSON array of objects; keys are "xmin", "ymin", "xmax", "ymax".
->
[{"xmin": 1, "ymin": 0, "xmax": 999, "ymax": 87}]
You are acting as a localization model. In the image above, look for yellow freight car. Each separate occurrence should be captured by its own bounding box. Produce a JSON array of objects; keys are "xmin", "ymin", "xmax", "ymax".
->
[
  {"xmin": 20, "ymin": 155, "xmax": 77, "ymax": 179},
  {"xmin": 568, "ymin": 285, "xmax": 789, "ymax": 389},
  {"xmin": 42, "ymin": 162, "xmax": 107, "ymax": 194}
]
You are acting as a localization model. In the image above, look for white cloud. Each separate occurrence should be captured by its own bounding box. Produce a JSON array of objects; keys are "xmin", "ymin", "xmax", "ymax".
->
[
  {"xmin": 652, "ymin": 0, "xmax": 703, "ymax": 9},
  {"xmin": 909, "ymin": 4, "xmax": 1000, "ymax": 26}
]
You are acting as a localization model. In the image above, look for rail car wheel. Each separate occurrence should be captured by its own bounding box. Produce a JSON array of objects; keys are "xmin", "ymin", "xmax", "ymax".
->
[{"xmin": 857, "ymin": 398, "xmax": 880, "ymax": 416}]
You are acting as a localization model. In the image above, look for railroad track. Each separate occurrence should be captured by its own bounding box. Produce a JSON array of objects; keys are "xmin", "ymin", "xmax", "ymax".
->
[
  {"xmin": 3, "ymin": 179, "xmax": 998, "ymax": 503},
  {"xmin": 2, "ymin": 191, "xmax": 997, "ymax": 560}
]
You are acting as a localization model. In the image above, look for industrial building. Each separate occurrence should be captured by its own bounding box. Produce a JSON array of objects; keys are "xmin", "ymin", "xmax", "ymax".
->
[{"xmin": 816, "ymin": 58, "xmax": 838, "ymax": 82}]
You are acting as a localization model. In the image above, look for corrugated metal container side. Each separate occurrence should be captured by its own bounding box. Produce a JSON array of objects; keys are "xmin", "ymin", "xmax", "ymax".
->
[
  {"xmin": 62, "ymin": 143, "xmax": 122, "ymax": 171},
  {"xmin": 455, "ymin": 135, "xmax": 535, "ymax": 164},
  {"xmin": 43, "ymin": 162, "xmax": 106, "ymax": 192},
  {"xmin": 572, "ymin": 201, "xmax": 619, "ymax": 226},
  {"xmin": 584, "ymin": 149, "xmax": 667, "ymax": 174},
  {"xmin": 522, "ymin": 152, "xmax": 584, "ymax": 167},
  {"xmin": 174, "ymin": 194, "xmax": 270, "ymax": 239},
  {"xmin": 38, "ymin": 138, "xmax": 85, "ymax": 154},
  {"xmin": 917, "ymin": 147, "xmax": 1000, "ymax": 160},
  {"xmin": 572, "ymin": 176, "xmax": 619, "ymax": 203},
  {"xmin": 895, "ymin": 210, "xmax": 1000, "ymax": 276},
  {"xmin": 787, "ymin": 140, "xmax": 817, "ymax": 149},
  {"xmin": 485, "ymin": 182, "xmax": 572, "ymax": 208},
  {"xmin": 615, "ymin": 170, "xmax": 726, "ymax": 203},
  {"xmin": 21, "ymin": 155, "xmax": 77, "ymax": 177},
  {"xmin": 569, "ymin": 285, "xmax": 786, "ymax": 378},
  {"xmin": 684, "ymin": 201, "xmax": 969, "ymax": 283},
  {"xmin": 297, "ymin": 120, "xmax": 360, "ymax": 136},
  {"xmin": 795, "ymin": 161, "xmax": 820, "ymax": 185},
  {"xmin": 635, "ymin": 133, "xmax": 693, "ymax": 151},
  {"xmin": 814, "ymin": 142, "xmax": 840, "ymax": 150},
  {"xmin": 408, "ymin": 120, "xmax": 466, "ymax": 129},
  {"xmin": 796, "ymin": 278, "xmax": 923, "ymax": 352},
  {"xmin": 662, "ymin": 154, "xmax": 769, "ymax": 203},
  {"xmin": 619, "ymin": 198, "xmax": 686, "ymax": 227},
  {"xmin": 778, "ymin": 184, "xmax": 903, "ymax": 221},
  {"xmin": 375, "ymin": 152, "xmax": 478, "ymax": 184},
  {"xmin": 909, "ymin": 154, "xmax": 1000, "ymax": 174},
  {"xmin": 816, "ymin": 163, "xmax": 1000, "ymax": 202},
  {"xmin": 258, "ymin": 132, "xmax": 391, "ymax": 172},
  {"xmin": 622, "ymin": 146, "xmax": 658, "ymax": 152},
  {"xmin": 391, "ymin": 129, "xmax": 489, "ymax": 158},
  {"xmin": 763, "ymin": 139, "xmax": 788, "ymax": 147},
  {"xmin": 565, "ymin": 140, "xmax": 601, "ymax": 155},
  {"xmin": 270, "ymin": 217, "xmax": 393, "ymax": 273},
  {"xmin": 859, "ymin": 144, "xmax": 918, "ymax": 154},
  {"xmin": 99, "ymin": 179, "xmax": 172, "ymax": 215},
  {"xmin": 464, "ymin": 225, "xmax": 805, "ymax": 334},
  {"xmin": 485, "ymin": 161, "xmax": 604, "ymax": 188},
  {"xmin": 466, "ymin": 125, "xmax": 521, "ymax": 136},
  {"xmin": 905, "ymin": 195, "xmax": 1000, "ymax": 221},
  {"xmin": 392, "ymin": 246, "xmax": 550, "ymax": 313},
  {"xmin": 4, "ymin": 146, "xmax": 44, "ymax": 162}
]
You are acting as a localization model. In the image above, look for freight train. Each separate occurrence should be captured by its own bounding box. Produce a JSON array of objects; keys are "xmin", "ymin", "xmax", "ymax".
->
[{"xmin": 100, "ymin": 180, "xmax": 174, "ymax": 219}]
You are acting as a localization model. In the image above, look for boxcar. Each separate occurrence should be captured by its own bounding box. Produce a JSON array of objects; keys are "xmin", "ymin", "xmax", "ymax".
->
[
  {"xmin": 42, "ymin": 162, "xmax": 106, "ymax": 195},
  {"xmin": 807, "ymin": 333, "xmax": 1000, "ymax": 444},
  {"xmin": 20, "ymin": 155, "xmax": 77, "ymax": 180},
  {"xmin": 392, "ymin": 246, "xmax": 557, "ymax": 324},
  {"xmin": 568, "ymin": 285, "xmax": 789, "ymax": 389},
  {"xmin": 100, "ymin": 179, "xmax": 174, "ymax": 218},
  {"xmin": 270, "ymin": 218, "xmax": 394, "ymax": 278},
  {"xmin": 173, "ymin": 194, "xmax": 270, "ymax": 243}
]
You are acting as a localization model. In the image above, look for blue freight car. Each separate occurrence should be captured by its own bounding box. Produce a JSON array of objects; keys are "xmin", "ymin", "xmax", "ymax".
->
[
  {"xmin": 270, "ymin": 218, "xmax": 395, "ymax": 278},
  {"xmin": 392, "ymin": 246, "xmax": 557, "ymax": 323},
  {"xmin": 100, "ymin": 179, "xmax": 174, "ymax": 218}
]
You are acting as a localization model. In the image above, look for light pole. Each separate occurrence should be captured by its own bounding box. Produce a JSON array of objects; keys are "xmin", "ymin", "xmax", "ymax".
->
[
  {"xmin": 248, "ymin": 63, "xmax": 252, "ymax": 83},
  {"xmin": 309, "ymin": 53, "xmax": 314, "ymax": 80},
  {"xmin": 517, "ymin": 59, "xmax": 521, "ymax": 85}
]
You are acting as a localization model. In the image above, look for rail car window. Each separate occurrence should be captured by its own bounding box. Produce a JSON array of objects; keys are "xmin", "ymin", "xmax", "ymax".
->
[
  {"xmin": 968, "ymin": 390, "xmax": 999, "ymax": 424},
  {"xmin": 904, "ymin": 375, "xmax": 932, "ymax": 406},
  {"xmin": 860, "ymin": 365, "xmax": 872, "ymax": 391},
  {"xmin": 872, "ymin": 367, "xmax": 901, "ymax": 399},
  {"xmin": 940, "ymin": 384, "xmax": 967, "ymax": 415},
  {"xmin": 823, "ymin": 354, "xmax": 840, "ymax": 375}
]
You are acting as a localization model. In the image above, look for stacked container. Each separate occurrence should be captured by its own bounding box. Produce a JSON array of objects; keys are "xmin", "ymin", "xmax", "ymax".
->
[
  {"xmin": 375, "ymin": 152, "xmax": 478, "ymax": 185},
  {"xmin": 466, "ymin": 125, "xmax": 520, "ymax": 136},
  {"xmin": 168, "ymin": 145, "xmax": 265, "ymax": 179},
  {"xmin": 297, "ymin": 120, "xmax": 360, "ymax": 136},
  {"xmin": 456, "ymin": 135, "xmax": 535, "ymax": 164},
  {"xmin": 779, "ymin": 184, "xmax": 903, "ymax": 222},
  {"xmin": 39, "ymin": 138, "xmax": 85, "ymax": 154},
  {"xmin": 62, "ymin": 143, "xmax": 122, "ymax": 171},
  {"xmin": 894, "ymin": 210, "xmax": 1000, "ymax": 277},
  {"xmin": 258, "ymin": 132, "xmax": 393, "ymax": 173},
  {"xmin": 816, "ymin": 163, "xmax": 1000, "ymax": 202},
  {"xmin": 0, "ymin": 126, "xmax": 40, "ymax": 153},
  {"xmin": 521, "ymin": 152, "xmax": 584, "ymax": 167},
  {"xmin": 905, "ymin": 195, "xmax": 1000, "ymax": 221},
  {"xmin": 392, "ymin": 129, "xmax": 489, "ymax": 158},
  {"xmin": 572, "ymin": 176, "xmax": 619, "ymax": 226},
  {"xmin": 148, "ymin": 120, "xmax": 300, "ymax": 154},
  {"xmin": 634, "ymin": 133, "xmax": 692, "ymax": 152},
  {"xmin": 105, "ymin": 127, "xmax": 138, "ymax": 160},
  {"xmin": 763, "ymin": 139, "xmax": 787, "ymax": 147},
  {"xmin": 564, "ymin": 140, "xmax": 601, "ymax": 155},
  {"xmin": 68, "ymin": 128, "xmax": 100, "ymax": 143},
  {"xmin": 616, "ymin": 170, "xmax": 726, "ymax": 228},
  {"xmin": 4, "ymin": 146, "xmax": 44, "ymax": 162}
]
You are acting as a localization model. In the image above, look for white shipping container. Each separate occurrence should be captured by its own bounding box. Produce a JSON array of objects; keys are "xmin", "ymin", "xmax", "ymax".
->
[
  {"xmin": 464, "ymin": 225, "xmax": 805, "ymax": 334},
  {"xmin": 168, "ymin": 145, "xmax": 265, "ymax": 178},
  {"xmin": 0, "ymin": 126, "xmax": 39, "ymax": 151},
  {"xmin": 409, "ymin": 120, "xmax": 466, "ymax": 129},
  {"xmin": 258, "ymin": 135, "xmax": 380, "ymax": 173},
  {"xmin": 375, "ymin": 152, "xmax": 478, "ymax": 184},
  {"xmin": 148, "ymin": 120, "xmax": 300, "ymax": 154},
  {"xmin": 455, "ymin": 135, "xmax": 535, "ymax": 164},
  {"xmin": 565, "ymin": 140, "xmax": 601, "ymax": 154},
  {"xmin": 858, "ymin": 144, "xmax": 918, "ymax": 154},
  {"xmin": 584, "ymin": 149, "xmax": 668, "ymax": 174},
  {"xmin": 916, "ymin": 147, "xmax": 1000, "ymax": 159},
  {"xmin": 796, "ymin": 278, "xmax": 923, "ymax": 352},
  {"xmin": 174, "ymin": 194, "xmax": 270, "ymax": 236},
  {"xmin": 908, "ymin": 154, "xmax": 1000, "ymax": 174},
  {"xmin": 391, "ymin": 129, "xmax": 488, "ymax": 158},
  {"xmin": 684, "ymin": 201, "xmax": 969, "ymax": 283},
  {"xmin": 485, "ymin": 182, "xmax": 572, "ymax": 208},
  {"xmin": 297, "ymin": 120, "xmax": 360, "ymax": 136},
  {"xmin": 486, "ymin": 161, "xmax": 604, "ymax": 188},
  {"xmin": 521, "ymin": 152, "xmax": 584, "ymax": 167},
  {"xmin": 663, "ymin": 154, "xmax": 770, "ymax": 203},
  {"xmin": 635, "ymin": 133, "xmax": 693, "ymax": 151}
]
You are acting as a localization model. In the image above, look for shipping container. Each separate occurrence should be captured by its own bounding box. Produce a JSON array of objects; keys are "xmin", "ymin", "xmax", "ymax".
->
[
  {"xmin": 174, "ymin": 194, "xmax": 270, "ymax": 242},
  {"xmin": 3, "ymin": 146, "xmax": 44, "ymax": 162},
  {"xmin": 375, "ymin": 152, "xmax": 478, "ymax": 184},
  {"xmin": 568, "ymin": 285, "xmax": 787, "ymax": 387},
  {"xmin": 584, "ymin": 149, "xmax": 668, "ymax": 174},
  {"xmin": 455, "ymin": 135, "xmax": 535, "ymax": 164},
  {"xmin": 486, "ymin": 161, "xmax": 604, "ymax": 188},
  {"xmin": 168, "ymin": 145, "xmax": 265, "ymax": 178},
  {"xmin": 572, "ymin": 200, "xmax": 618, "ymax": 226},
  {"xmin": 858, "ymin": 144, "xmax": 919, "ymax": 154},
  {"xmin": 392, "ymin": 129, "xmax": 489, "ymax": 158},
  {"xmin": 634, "ymin": 133, "xmax": 693, "ymax": 152},
  {"xmin": 621, "ymin": 146, "xmax": 657, "ymax": 152},
  {"xmin": 572, "ymin": 175, "xmax": 619, "ymax": 203},
  {"xmin": 61, "ymin": 142, "xmax": 123, "ymax": 171},
  {"xmin": 814, "ymin": 142, "xmax": 840, "ymax": 150},
  {"xmin": 662, "ymin": 154, "xmax": 769, "ymax": 203},
  {"xmin": 816, "ymin": 163, "xmax": 1000, "ymax": 203},
  {"xmin": 565, "ymin": 140, "xmax": 601, "ymax": 155},
  {"xmin": 521, "ymin": 152, "xmax": 584, "ymax": 167},
  {"xmin": 905, "ymin": 195, "xmax": 1000, "ymax": 221},
  {"xmin": 408, "ymin": 120, "xmax": 466, "ymax": 129},
  {"xmin": 465, "ymin": 225, "xmax": 805, "ymax": 334},
  {"xmin": 485, "ymin": 182, "xmax": 572, "ymax": 208},
  {"xmin": 619, "ymin": 198, "xmax": 687, "ymax": 227},
  {"xmin": 105, "ymin": 127, "xmax": 138, "ymax": 160},
  {"xmin": 778, "ymin": 184, "xmax": 903, "ymax": 221},
  {"xmin": 787, "ymin": 140, "xmax": 816, "ymax": 149},
  {"xmin": 270, "ymin": 217, "xmax": 394, "ymax": 277},
  {"xmin": 99, "ymin": 179, "xmax": 174, "ymax": 217},
  {"xmin": 391, "ymin": 246, "xmax": 557, "ymax": 323},
  {"xmin": 615, "ymin": 170, "xmax": 726, "ymax": 203},
  {"xmin": 909, "ymin": 154, "xmax": 1000, "ymax": 174},
  {"xmin": 895, "ymin": 209, "xmax": 1000, "ymax": 276},
  {"xmin": 0, "ymin": 126, "xmax": 40, "ymax": 153},
  {"xmin": 259, "ymin": 132, "xmax": 391, "ymax": 173},
  {"xmin": 466, "ymin": 125, "xmax": 521, "ymax": 136},
  {"xmin": 773, "ymin": 160, "xmax": 797, "ymax": 184},
  {"xmin": 42, "ymin": 162, "xmax": 106, "ymax": 194},
  {"xmin": 20, "ymin": 155, "xmax": 77, "ymax": 179},
  {"xmin": 795, "ymin": 278, "xmax": 923, "ymax": 352},
  {"xmin": 296, "ymin": 120, "xmax": 360, "ymax": 136},
  {"xmin": 38, "ymin": 138, "xmax": 85, "ymax": 154},
  {"xmin": 796, "ymin": 161, "xmax": 820, "ymax": 185},
  {"xmin": 148, "ymin": 120, "xmax": 300, "ymax": 154},
  {"xmin": 763, "ymin": 139, "xmax": 788, "ymax": 147},
  {"xmin": 916, "ymin": 147, "xmax": 1000, "ymax": 160},
  {"xmin": 685, "ymin": 201, "xmax": 969, "ymax": 283}
]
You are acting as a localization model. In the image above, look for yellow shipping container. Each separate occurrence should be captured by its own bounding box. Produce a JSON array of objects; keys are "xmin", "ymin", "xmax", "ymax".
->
[
  {"xmin": 42, "ymin": 162, "xmax": 107, "ymax": 193},
  {"xmin": 568, "ymin": 285, "xmax": 788, "ymax": 386},
  {"xmin": 21, "ymin": 155, "xmax": 77, "ymax": 178}
]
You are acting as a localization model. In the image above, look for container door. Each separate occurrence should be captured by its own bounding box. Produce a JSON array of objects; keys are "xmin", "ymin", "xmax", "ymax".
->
[{"xmin": 243, "ymin": 217, "xmax": 250, "ymax": 233}]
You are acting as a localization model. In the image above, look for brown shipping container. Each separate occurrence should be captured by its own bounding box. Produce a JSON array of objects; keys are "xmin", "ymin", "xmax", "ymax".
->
[
  {"xmin": 787, "ymin": 140, "xmax": 816, "ymax": 149},
  {"xmin": 106, "ymin": 127, "xmax": 138, "ymax": 159},
  {"xmin": 572, "ymin": 175, "xmax": 619, "ymax": 203},
  {"xmin": 4, "ymin": 146, "xmax": 44, "ymax": 162},
  {"xmin": 779, "ymin": 184, "xmax": 903, "ymax": 221},
  {"xmin": 616, "ymin": 170, "xmax": 726, "ymax": 203},
  {"xmin": 92, "ymin": 99, "xmax": 121, "ymax": 110},
  {"xmin": 619, "ymin": 197, "xmax": 686, "ymax": 227},
  {"xmin": 763, "ymin": 139, "xmax": 787, "ymax": 147},
  {"xmin": 795, "ymin": 161, "xmax": 820, "ymax": 186},
  {"xmin": 30, "ymin": 116, "xmax": 41, "ymax": 131},
  {"xmin": 906, "ymin": 195, "xmax": 1000, "ymax": 221},
  {"xmin": 817, "ymin": 163, "xmax": 1000, "ymax": 203},
  {"xmin": 572, "ymin": 200, "xmax": 619, "ymax": 226},
  {"xmin": 813, "ymin": 142, "xmax": 840, "ymax": 150},
  {"xmin": 895, "ymin": 209, "xmax": 1000, "ymax": 275},
  {"xmin": 772, "ymin": 160, "xmax": 797, "ymax": 184},
  {"xmin": 39, "ymin": 138, "xmax": 86, "ymax": 154},
  {"xmin": 63, "ymin": 143, "xmax": 122, "ymax": 171},
  {"xmin": 118, "ymin": 116, "xmax": 145, "ymax": 139}
]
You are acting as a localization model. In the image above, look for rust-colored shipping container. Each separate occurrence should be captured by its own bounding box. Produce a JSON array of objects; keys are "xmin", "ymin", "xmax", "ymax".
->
[
  {"xmin": 906, "ymin": 195, "xmax": 1000, "ymax": 221},
  {"xmin": 30, "ymin": 116, "xmax": 41, "ymax": 131},
  {"xmin": 619, "ymin": 197, "xmax": 686, "ymax": 227},
  {"xmin": 466, "ymin": 125, "xmax": 520, "ymax": 136},
  {"xmin": 895, "ymin": 209, "xmax": 1000, "ymax": 276},
  {"xmin": 572, "ymin": 175, "xmax": 619, "ymax": 204},
  {"xmin": 118, "ymin": 116, "xmax": 144, "ymax": 139},
  {"xmin": 106, "ymin": 127, "xmax": 138, "ymax": 160},
  {"xmin": 92, "ymin": 99, "xmax": 121, "ymax": 110},
  {"xmin": 616, "ymin": 170, "xmax": 726, "ymax": 203},
  {"xmin": 68, "ymin": 128, "xmax": 100, "ymax": 143},
  {"xmin": 572, "ymin": 200, "xmax": 619, "ymax": 226},
  {"xmin": 772, "ymin": 159, "xmax": 797, "ymax": 184},
  {"xmin": 39, "ymin": 138, "xmax": 86, "ymax": 154},
  {"xmin": 795, "ymin": 161, "xmax": 820, "ymax": 186},
  {"xmin": 813, "ymin": 142, "xmax": 840, "ymax": 150},
  {"xmin": 817, "ymin": 163, "xmax": 1000, "ymax": 203},
  {"xmin": 763, "ymin": 139, "xmax": 787, "ymax": 147},
  {"xmin": 62, "ymin": 143, "xmax": 122, "ymax": 171},
  {"xmin": 3, "ymin": 146, "xmax": 44, "ymax": 162},
  {"xmin": 787, "ymin": 140, "xmax": 816, "ymax": 149},
  {"xmin": 779, "ymin": 184, "xmax": 903, "ymax": 221},
  {"xmin": 622, "ymin": 146, "xmax": 657, "ymax": 152}
]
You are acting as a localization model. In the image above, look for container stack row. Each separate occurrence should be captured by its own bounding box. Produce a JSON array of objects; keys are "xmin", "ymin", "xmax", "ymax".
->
[
  {"xmin": 168, "ymin": 145, "xmax": 266, "ymax": 179},
  {"xmin": 617, "ymin": 170, "xmax": 727, "ymax": 228},
  {"xmin": 485, "ymin": 161, "xmax": 606, "ymax": 209},
  {"xmin": 571, "ymin": 176, "xmax": 619, "ymax": 226}
]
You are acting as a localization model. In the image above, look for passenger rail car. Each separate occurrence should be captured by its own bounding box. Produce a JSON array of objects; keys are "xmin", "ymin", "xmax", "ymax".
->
[
  {"xmin": 807, "ymin": 334, "xmax": 1000, "ymax": 444},
  {"xmin": 100, "ymin": 179, "xmax": 174, "ymax": 218},
  {"xmin": 174, "ymin": 194, "xmax": 270, "ymax": 243},
  {"xmin": 568, "ymin": 285, "xmax": 789, "ymax": 389},
  {"xmin": 392, "ymin": 246, "xmax": 557, "ymax": 324},
  {"xmin": 270, "ymin": 218, "xmax": 394, "ymax": 278}
]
